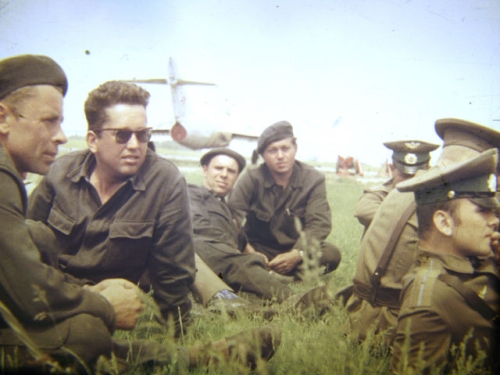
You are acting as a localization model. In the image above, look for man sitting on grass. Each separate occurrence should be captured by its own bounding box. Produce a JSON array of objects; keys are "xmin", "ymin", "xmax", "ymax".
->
[
  {"xmin": 391, "ymin": 149, "xmax": 499, "ymax": 374},
  {"xmin": 229, "ymin": 121, "xmax": 341, "ymax": 279},
  {"xmin": 190, "ymin": 147, "xmax": 333, "ymax": 314},
  {"xmin": 0, "ymin": 54, "xmax": 280, "ymax": 373}
]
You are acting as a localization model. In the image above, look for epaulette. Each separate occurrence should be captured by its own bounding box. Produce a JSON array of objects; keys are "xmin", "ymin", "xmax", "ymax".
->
[{"xmin": 405, "ymin": 258, "xmax": 443, "ymax": 307}]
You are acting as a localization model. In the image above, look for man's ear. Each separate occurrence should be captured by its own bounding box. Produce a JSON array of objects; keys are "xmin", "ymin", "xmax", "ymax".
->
[
  {"xmin": 0, "ymin": 103, "xmax": 11, "ymax": 135},
  {"xmin": 87, "ymin": 131, "xmax": 99, "ymax": 153},
  {"xmin": 433, "ymin": 210, "xmax": 454, "ymax": 237}
]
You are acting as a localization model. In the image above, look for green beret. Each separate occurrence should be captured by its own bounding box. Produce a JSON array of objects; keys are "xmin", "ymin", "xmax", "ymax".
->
[
  {"xmin": 397, "ymin": 148, "xmax": 499, "ymax": 208},
  {"xmin": 435, "ymin": 118, "xmax": 500, "ymax": 152},
  {"xmin": 200, "ymin": 147, "xmax": 246, "ymax": 172},
  {"xmin": 383, "ymin": 140, "xmax": 440, "ymax": 175},
  {"xmin": 257, "ymin": 121, "xmax": 295, "ymax": 155},
  {"xmin": 0, "ymin": 54, "xmax": 68, "ymax": 100}
]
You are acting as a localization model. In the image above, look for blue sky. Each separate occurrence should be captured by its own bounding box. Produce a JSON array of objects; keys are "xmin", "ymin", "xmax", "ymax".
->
[{"xmin": 1, "ymin": 0, "xmax": 499, "ymax": 165}]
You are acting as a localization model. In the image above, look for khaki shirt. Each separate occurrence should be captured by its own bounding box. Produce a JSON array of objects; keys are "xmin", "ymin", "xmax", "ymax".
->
[
  {"xmin": 27, "ymin": 149, "xmax": 196, "ymax": 331},
  {"xmin": 391, "ymin": 249, "xmax": 499, "ymax": 374},
  {"xmin": 0, "ymin": 145, "xmax": 114, "ymax": 340},
  {"xmin": 354, "ymin": 178, "xmax": 395, "ymax": 231},
  {"xmin": 346, "ymin": 188, "xmax": 418, "ymax": 341},
  {"xmin": 228, "ymin": 161, "xmax": 332, "ymax": 259}
]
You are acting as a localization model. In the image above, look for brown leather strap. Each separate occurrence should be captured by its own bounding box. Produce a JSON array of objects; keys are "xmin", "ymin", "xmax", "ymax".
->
[
  {"xmin": 438, "ymin": 273, "xmax": 499, "ymax": 328},
  {"xmin": 353, "ymin": 280, "xmax": 400, "ymax": 309},
  {"xmin": 368, "ymin": 200, "xmax": 417, "ymax": 306}
]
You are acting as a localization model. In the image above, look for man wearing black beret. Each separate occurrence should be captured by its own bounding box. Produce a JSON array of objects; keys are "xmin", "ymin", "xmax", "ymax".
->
[
  {"xmin": 0, "ymin": 55, "xmax": 279, "ymax": 372},
  {"xmin": 0, "ymin": 54, "xmax": 144, "ymax": 372},
  {"xmin": 229, "ymin": 121, "xmax": 341, "ymax": 279}
]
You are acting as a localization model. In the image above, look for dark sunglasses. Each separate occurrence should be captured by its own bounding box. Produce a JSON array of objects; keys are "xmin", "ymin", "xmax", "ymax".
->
[{"xmin": 96, "ymin": 127, "xmax": 152, "ymax": 144}]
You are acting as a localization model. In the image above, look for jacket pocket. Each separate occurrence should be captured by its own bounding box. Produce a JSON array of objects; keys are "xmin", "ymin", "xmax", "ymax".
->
[
  {"xmin": 109, "ymin": 221, "xmax": 154, "ymax": 240},
  {"xmin": 47, "ymin": 207, "xmax": 76, "ymax": 236},
  {"xmin": 252, "ymin": 207, "xmax": 271, "ymax": 222}
]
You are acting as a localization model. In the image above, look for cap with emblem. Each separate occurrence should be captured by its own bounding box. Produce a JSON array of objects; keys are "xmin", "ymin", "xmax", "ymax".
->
[
  {"xmin": 0, "ymin": 54, "xmax": 68, "ymax": 99},
  {"xmin": 435, "ymin": 118, "xmax": 500, "ymax": 152},
  {"xmin": 200, "ymin": 147, "xmax": 246, "ymax": 173},
  {"xmin": 396, "ymin": 148, "xmax": 499, "ymax": 209},
  {"xmin": 384, "ymin": 140, "xmax": 439, "ymax": 175}
]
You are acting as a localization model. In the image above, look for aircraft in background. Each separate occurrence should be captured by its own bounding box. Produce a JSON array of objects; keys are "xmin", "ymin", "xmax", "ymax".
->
[{"xmin": 122, "ymin": 58, "xmax": 258, "ymax": 150}]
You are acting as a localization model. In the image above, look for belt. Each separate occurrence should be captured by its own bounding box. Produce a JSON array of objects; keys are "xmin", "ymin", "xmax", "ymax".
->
[{"xmin": 353, "ymin": 279, "xmax": 401, "ymax": 309}]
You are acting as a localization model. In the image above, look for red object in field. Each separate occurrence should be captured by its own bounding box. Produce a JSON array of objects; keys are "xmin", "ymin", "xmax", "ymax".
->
[{"xmin": 336, "ymin": 155, "xmax": 364, "ymax": 176}]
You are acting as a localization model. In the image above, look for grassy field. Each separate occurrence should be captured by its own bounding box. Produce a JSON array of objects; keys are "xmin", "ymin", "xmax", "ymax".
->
[
  {"xmin": 114, "ymin": 165, "xmax": 371, "ymax": 375},
  {"xmin": 90, "ymin": 139, "xmax": 391, "ymax": 375},
  {"xmin": 23, "ymin": 139, "xmax": 492, "ymax": 374}
]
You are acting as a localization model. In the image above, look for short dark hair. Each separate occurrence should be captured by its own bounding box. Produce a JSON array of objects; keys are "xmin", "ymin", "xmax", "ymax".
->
[
  {"xmin": 416, "ymin": 200, "xmax": 460, "ymax": 240},
  {"xmin": 84, "ymin": 81, "xmax": 150, "ymax": 131}
]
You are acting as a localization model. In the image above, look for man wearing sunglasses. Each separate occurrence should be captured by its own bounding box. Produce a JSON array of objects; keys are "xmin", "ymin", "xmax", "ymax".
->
[
  {"xmin": 28, "ymin": 81, "xmax": 197, "ymax": 337},
  {"xmin": 0, "ymin": 55, "xmax": 282, "ymax": 373}
]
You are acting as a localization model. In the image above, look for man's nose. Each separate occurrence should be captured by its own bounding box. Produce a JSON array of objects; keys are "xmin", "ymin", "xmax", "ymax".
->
[
  {"xmin": 127, "ymin": 133, "xmax": 140, "ymax": 148},
  {"xmin": 53, "ymin": 125, "xmax": 67, "ymax": 145}
]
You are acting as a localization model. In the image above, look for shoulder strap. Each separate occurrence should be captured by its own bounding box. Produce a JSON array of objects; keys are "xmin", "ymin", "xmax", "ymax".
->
[
  {"xmin": 369, "ymin": 200, "xmax": 417, "ymax": 305},
  {"xmin": 438, "ymin": 273, "xmax": 499, "ymax": 328}
]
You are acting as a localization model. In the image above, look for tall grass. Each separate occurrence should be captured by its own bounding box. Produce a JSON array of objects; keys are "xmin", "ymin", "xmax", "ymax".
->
[
  {"xmin": 19, "ymin": 140, "xmax": 493, "ymax": 374},
  {"xmin": 116, "ymin": 169, "xmax": 383, "ymax": 374}
]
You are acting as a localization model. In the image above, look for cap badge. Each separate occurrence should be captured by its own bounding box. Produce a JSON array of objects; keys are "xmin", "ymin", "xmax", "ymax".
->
[
  {"xmin": 404, "ymin": 142, "xmax": 421, "ymax": 150},
  {"xmin": 404, "ymin": 153, "xmax": 418, "ymax": 165}
]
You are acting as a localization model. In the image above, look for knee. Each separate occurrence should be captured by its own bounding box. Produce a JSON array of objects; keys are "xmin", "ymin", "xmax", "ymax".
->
[
  {"xmin": 62, "ymin": 314, "xmax": 114, "ymax": 367},
  {"xmin": 320, "ymin": 242, "xmax": 341, "ymax": 273}
]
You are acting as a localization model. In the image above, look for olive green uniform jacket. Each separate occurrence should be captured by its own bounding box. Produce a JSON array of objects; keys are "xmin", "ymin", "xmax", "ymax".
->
[
  {"xmin": 27, "ymin": 149, "xmax": 196, "ymax": 333},
  {"xmin": 228, "ymin": 161, "xmax": 340, "ymax": 271},
  {"xmin": 0, "ymin": 145, "xmax": 115, "ymax": 351},
  {"xmin": 188, "ymin": 184, "xmax": 294, "ymax": 302},
  {"xmin": 345, "ymin": 188, "xmax": 418, "ymax": 343},
  {"xmin": 391, "ymin": 249, "xmax": 499, "ymax": 374},
  {"xmin": 354, "ymin": 178, "xmax": 395, "ymax": 231}
]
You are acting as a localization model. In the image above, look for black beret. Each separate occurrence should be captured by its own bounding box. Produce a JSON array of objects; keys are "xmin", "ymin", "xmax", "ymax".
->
[
  {"xmin": 200, "ymin": 147, "xmax": 246, "ymax": 172},
  {"xmin": 0, "ymin": 54, "xmax": 68, "ymax": 100},
  {"xmin": 257, "ymin": 121, "xmax": 295, "ymax": 154}
]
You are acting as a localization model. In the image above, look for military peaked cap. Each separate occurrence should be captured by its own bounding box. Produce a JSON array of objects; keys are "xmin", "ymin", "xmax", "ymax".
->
[
  {"xmin": 384, "ymin": 140, "xmax": 439, "ymax": 175},
  {"xmin": 397, "ymin": 148, "xmax": 499, "ymax": 208},
  {"xmin": 435, "ymin": 118, "xmax": 500, "ymax": 152},
  {"xmin": 200, "ymin": 147, "xmax": 246, "ymax": 172},
  {"xmin": 0, "ymin": 54, "xmax": 68, "ymax": 99}
]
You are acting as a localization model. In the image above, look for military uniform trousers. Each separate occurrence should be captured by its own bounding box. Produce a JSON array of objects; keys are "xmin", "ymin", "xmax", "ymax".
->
[{"xmin": 195, "ymin": 239, "xmax": 294, "ymax": 303}]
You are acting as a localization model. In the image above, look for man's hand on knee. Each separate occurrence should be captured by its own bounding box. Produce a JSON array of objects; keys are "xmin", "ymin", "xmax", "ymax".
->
[
  {"xmin": 97, "ymin": 282, "xmax": 145, "ymax": 330},
  {"xmin": 268, "ymin": 249, "xmax": 301, "ymax": 275}
]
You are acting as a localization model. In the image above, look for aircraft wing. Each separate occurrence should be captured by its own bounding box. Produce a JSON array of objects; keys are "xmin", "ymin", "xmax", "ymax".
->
[{"xmin": 232, "ymin": 132, "xmax": 259, "ymax": 141}]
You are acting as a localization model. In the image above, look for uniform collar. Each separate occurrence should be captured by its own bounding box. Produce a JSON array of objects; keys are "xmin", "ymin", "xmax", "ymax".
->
[
  {"xmin": 262, "ymin": 161, "xmax": 302, "ymax": 189},
  {"xmin": 67, "ymin": 149, "xmax": 147, "ymax": 191},
  {"xmin": 0, "ymin": 144, "xmax": 23, "ymax": 181},
  {"xmin": 416, "ymin": 246, "xmax": 498, "ymax": 276}
]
